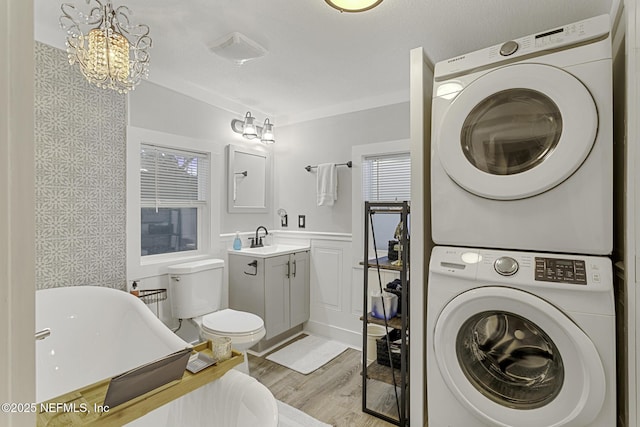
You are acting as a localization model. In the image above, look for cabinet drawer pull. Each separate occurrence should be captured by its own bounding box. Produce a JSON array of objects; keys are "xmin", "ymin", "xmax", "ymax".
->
[
  {"xmin": 35, "ymin": 328, "xmax": 51, "ymax": 341},
  {"xmin": 292, "ymin": 260, "xmax": 297, "ymax": 278},
  {"xmin": 286, "ymin": 260, "xmax": 290, "ymax": 278}
]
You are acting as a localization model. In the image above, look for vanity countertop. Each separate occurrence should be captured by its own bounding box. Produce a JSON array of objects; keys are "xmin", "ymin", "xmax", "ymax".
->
[{"xmin": 229, "ymin": 244, "xmax": 310, "ymax": 258}]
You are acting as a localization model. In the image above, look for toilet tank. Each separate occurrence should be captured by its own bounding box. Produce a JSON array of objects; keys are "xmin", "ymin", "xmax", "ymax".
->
[{"xmin": 167, "ymin": 259, "xmax": 225, "ymax": 319}]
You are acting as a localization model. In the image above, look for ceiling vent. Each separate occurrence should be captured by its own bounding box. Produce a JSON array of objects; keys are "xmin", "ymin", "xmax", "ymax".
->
[{"xmin": 209, "ymin": 32, "xmax": 268, "ymax": 65}]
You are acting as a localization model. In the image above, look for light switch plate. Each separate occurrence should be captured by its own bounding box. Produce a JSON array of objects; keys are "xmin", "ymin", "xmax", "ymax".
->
[{"xmin": 298, "ymin": 215, "xmax": 306, "ymax": 228}]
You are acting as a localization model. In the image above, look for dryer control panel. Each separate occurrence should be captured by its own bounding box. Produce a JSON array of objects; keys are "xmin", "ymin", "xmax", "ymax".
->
[
  {"xmin": 430, "ymin": 246, "xmax": 612, "ymax": 290},
  {"xmin": 434, "ymin": 14, "xmax": 610, "ymax": 81},
  {"xmin": 534, "ymin": 257, "xmax": 587, "ymax": 285}
]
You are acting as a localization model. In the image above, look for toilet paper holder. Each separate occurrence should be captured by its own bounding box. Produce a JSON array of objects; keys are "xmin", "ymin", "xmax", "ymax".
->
[{"xmin": 244, "ymin": 260, "xmax": 258, "ymax": 276}]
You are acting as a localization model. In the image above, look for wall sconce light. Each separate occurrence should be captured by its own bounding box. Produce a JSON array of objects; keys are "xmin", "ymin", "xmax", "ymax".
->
[
  {"xmin": 231, "ymin": 112, "xmax": 275, "ymax": 144},
  {"xmin": 260, "ymin": 119, "xmax": 275, "ymax": 144},
  {"xmin": 241, "ymin": 112, "xmax": 258, "ymax": 139}
]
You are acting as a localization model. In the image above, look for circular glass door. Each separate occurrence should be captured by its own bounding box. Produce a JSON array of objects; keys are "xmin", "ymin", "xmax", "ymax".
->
[
  {"xmin": 433, "ymin": 287, "xmax": 606, "ymax": 427},
  {"xmin": 461, "ymin": 89, "xmax": 563, "ymax": 176},
  {"xmin": 437, "ymin": 63, "xmax": 598, "ymax": 200},
  {"xmin": 456, "ymin": 311, "xmax": 564, "ymax": 410}
]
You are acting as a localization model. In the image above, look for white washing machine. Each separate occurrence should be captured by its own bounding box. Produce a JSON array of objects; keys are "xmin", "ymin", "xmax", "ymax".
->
[
  {"xmin": 431, "ymin": 14, "xmax": 612, "ymax": 255},
  {"xmin": 426, "ymin": 246, "xmax": 615, "ymax": 427}
]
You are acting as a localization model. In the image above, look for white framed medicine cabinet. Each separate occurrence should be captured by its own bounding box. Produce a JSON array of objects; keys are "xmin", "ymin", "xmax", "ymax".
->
[{"xmin": 227, "ymin": 144, "xmax": 271, "ymax": 213}]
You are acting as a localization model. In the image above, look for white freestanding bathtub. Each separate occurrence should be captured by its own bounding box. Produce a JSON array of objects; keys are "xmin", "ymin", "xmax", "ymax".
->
[{"xmin": 36, "ymin": 286, "xmax": 278, "ymax": 427}]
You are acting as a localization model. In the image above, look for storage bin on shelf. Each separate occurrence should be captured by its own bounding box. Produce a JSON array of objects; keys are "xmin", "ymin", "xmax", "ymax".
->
[
  {"xmin": 384, "ymin": 278, "xmax": 407, "ymax": 314},
  {"xmin": 376, "ymin": 329, "xmax": 405, "ymax": 368},
  {"xmin": 384, "ymin": 288, "xmax": 402, "ymax": 314}
]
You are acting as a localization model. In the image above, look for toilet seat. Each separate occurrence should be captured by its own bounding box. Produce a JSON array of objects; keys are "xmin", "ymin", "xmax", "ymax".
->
[{"xmin": 201, "ymin": 309, "xmax": 264, "ymax": 336}]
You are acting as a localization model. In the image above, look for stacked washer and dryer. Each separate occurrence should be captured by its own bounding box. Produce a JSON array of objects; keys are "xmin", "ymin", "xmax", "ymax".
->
[{"xmin": 427, "ymin": 14, "xmax": 616, "ymax": 427}]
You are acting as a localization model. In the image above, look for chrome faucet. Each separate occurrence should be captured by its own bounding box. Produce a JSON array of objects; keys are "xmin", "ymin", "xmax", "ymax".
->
[{"xmin": 250, "ymin": 226, "xmax": 269, "ymax": 248}]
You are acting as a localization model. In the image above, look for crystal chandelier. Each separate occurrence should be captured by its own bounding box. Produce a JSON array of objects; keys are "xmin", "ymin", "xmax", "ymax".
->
[{"xmin": 60, "ymin": 1, "xmax": 152, "ymax": 93}]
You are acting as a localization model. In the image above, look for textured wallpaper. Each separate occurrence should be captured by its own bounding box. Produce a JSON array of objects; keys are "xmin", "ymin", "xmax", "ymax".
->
[{"xmin": 34, "ymin": 42, "xmax": 127, "ymax": 290}]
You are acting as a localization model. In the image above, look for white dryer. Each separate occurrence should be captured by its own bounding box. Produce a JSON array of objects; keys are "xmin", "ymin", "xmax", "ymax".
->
[
  {"xmin": 431, "ymin": 14, "xmax": 612, "ymax": 255},
  {"xmin": 426, "ymin": 246, "xmax": 615, "ymax": 427}
]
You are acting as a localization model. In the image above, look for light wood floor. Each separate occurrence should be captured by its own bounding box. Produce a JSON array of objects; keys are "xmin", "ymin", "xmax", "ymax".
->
[{"xmin": 248, "ymin": 336, "xmax": 398, "ymax": 427}]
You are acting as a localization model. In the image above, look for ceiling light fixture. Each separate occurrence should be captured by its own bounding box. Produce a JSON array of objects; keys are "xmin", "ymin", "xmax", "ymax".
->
[
  {"xmin": 60, "ymin": 0, "xmax": 152, "ymax": 93},
  {"xmin": 325, "ymin": 0, "xmax": 383, "ymax": 13},
  {"xmin": 209, "ymin": 32, "xmax": 268, "ymax": 65},
  {"xmin": 231, "ymin": 112, "xmax": 276, "ymax": 144}
]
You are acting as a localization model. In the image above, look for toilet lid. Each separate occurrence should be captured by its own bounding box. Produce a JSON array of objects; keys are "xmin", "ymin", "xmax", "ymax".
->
[{"xmin": 201, "ymin": 309, "xmax": 264, "ymax": 335}]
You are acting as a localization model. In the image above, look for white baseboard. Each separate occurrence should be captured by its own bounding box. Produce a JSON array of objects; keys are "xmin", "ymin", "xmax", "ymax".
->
[
  {"xmin": 248, "ymin": 322, "xmax": 362, "ymax": 359},
  {"xmin": 303, "ymin": 320, "xmax": 362, "ymax": 350},
  {"xmin": 247, "ymin": 330, "xmax": 307, "ymax": 358}
]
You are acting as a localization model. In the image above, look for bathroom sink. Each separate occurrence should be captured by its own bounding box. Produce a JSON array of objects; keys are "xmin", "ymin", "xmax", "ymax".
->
[{"xmin": 230, "ymin": 244, "xmax": 310, "ymax": 258}]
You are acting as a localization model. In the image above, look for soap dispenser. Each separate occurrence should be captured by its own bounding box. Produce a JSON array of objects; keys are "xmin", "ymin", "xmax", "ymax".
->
[{"xmin": 233, "ymin": 232, "xmax": 242, "ymax": 250}]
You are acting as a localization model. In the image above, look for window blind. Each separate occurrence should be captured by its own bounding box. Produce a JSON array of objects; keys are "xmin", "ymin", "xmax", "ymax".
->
[
  {"xmin": 140, "ymin": 144, "xmax": 210, "ymax": 208},
  {"xmin": 362, "ymin": 152, "xmax": 411, "ymax": 202}
]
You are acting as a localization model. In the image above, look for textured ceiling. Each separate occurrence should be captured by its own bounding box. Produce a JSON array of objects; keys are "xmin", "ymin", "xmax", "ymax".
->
[{"xmin": 34, "ymin": 0, "xmax": 614, "ymax": 124}]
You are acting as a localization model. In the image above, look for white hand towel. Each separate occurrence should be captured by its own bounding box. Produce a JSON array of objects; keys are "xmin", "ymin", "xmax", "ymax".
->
[{"xmin": 316, "ymin": 163, "xmax": 337, "ymax": 206}]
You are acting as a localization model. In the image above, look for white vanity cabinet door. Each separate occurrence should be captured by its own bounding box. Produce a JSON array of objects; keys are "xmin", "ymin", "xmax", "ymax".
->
[
  {"xmin": 228, "ymin": 254, "xmax": 265, "ymax": 318},
  {"xmin": 290, "ymin": 251, "xmax": 310, "ymax": 328},
  {"xmin": 264, "ymin": 254, "xmax": 291, "ymax": 339},
  {"xmin": 229, "ymin": 250, "xmax": 311, "ymax": 343}
]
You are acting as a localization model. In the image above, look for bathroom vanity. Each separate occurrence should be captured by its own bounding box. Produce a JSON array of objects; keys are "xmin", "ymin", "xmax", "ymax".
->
[{"xmin": 229, "ymin": 246, "xmax": 310, "ymax": 352}]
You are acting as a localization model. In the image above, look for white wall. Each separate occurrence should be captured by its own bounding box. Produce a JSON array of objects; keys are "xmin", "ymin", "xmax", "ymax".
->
[
  {"xmin": 127, "ymin": 83, "xmax": 412, "ymax": 350},
  {"xmin": 128, "ymin": 84, "xmax": 410, "ymax": 239},
  {"xmin": 126, "ymin": 82, "xmax": 277, "ymax": 329},
  {"xmin": 128, "ymin": 81, "xmax": 275, "ymax": 235},
  {"xmin": 273, "ymin": 102, "xmax": 409, "ymax": 234},
  {"xmin": 268, "ymin": 104, "xmax": 410, "ymax": 349}
]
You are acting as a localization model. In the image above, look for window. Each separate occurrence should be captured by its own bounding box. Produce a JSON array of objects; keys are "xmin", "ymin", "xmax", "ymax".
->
[
  {"xmin": 361, "ymin": 152, "xmax": 411, "ymax": 250},
  {"xmin": 362, "ymin": 152, "xmax": 411, "ymax": 202},
  {"xmin": 140, "ymin": 144, "xmax": 210, "ymax": 256}
]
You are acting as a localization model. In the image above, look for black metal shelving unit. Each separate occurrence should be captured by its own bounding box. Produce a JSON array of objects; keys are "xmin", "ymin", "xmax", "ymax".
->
[{"xmin": 362, "ymin": 201, "xmax": 409, "ymax": 426}]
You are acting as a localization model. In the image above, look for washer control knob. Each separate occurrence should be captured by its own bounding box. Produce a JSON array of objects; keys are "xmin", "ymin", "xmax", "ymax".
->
[
  {"xmin": 500, "ymin": 40, "xmax": 519, "ymax": 56},
  {"xmin": 494, "ymin": 257, "xmax": 519, "ymax": 276}
]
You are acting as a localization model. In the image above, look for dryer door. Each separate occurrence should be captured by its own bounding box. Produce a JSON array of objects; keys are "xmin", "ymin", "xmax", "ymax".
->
[
  {"xmin": 437, "ymin": 63, "xmax": 598, "ymax": 200},
  {"xmin": 433, "ymin": 286, "xmax": 606, "ymax": 427}
]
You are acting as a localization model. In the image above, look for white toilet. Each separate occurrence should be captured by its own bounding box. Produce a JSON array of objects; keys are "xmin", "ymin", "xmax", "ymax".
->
[{"xmin": 167, "ymin": 259, "xmax": 266, "ymax": 373}]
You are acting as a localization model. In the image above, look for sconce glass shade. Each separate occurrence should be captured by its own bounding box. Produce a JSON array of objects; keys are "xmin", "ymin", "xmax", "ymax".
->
[
  {"xmin": 261, "ymin": 119, "xmax": 275, "ymax": 144},
  {"xmin": 231, "ymin": 111, "xmax": 276, "ymax": 144},
  {"xmin": 60, "ymin": 1, "xmax": 151, "ymax": 93},
  {"xmin": 325, "ymin": 0, "xmax": 383, "ymax": 12},
  {"xmin": 242, "ymin": 112, "xmax": 258, "ymax": 139}
]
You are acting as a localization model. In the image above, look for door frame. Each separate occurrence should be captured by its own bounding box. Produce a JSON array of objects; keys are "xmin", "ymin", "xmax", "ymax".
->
[{"xmin": 1, "ymin": 0, "xmax": 36, "ymax": 425}]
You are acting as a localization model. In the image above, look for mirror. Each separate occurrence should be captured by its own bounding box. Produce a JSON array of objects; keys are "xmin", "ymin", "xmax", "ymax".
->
[{"xmin": 227, "ymin": 144, "xmax": 271, "ymax": 213}]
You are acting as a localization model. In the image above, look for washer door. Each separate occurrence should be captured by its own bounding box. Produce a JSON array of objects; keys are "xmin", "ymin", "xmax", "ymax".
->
[
  {"xmin": 433, "ymin": 287, "xmax": 606, "ymax": 427},
  {"xmin": 437, "ymin": 63, "xmax": 598, "ymax": 200}
]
